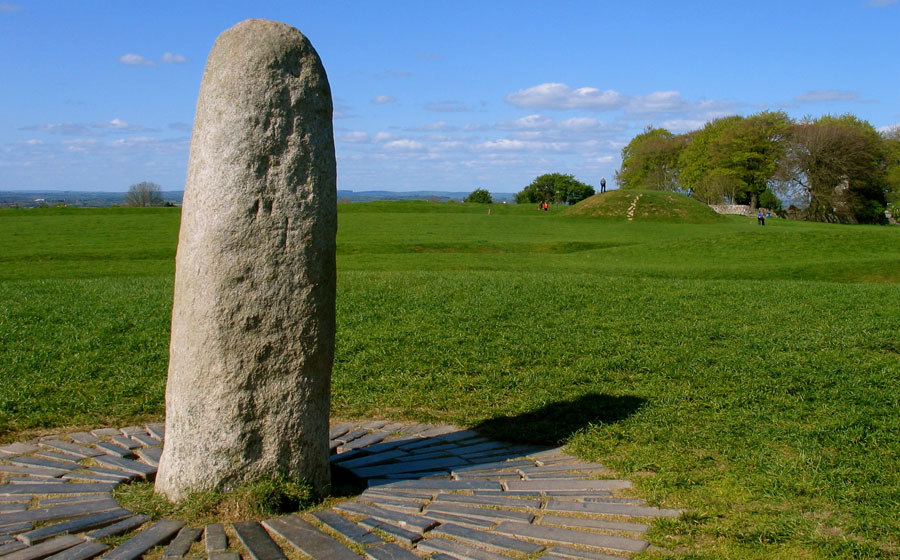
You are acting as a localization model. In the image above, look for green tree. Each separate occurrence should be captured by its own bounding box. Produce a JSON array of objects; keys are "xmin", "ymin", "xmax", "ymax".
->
[
  {"xmin": 124, "ymin": 182, "xmax": 165, "ymax": 207},
  {"xmin": 616, "ymin": 127, "xmax": 685, "ymax": 191},
  {"xmin": 882, "ymin": 126, "xmax": 900, "ymax": 217},
  {"xmin": 515, "ymin": 173, "xmax": 595, "ymax": 205},
  {"xmin": 464, "ymin": 188, "xmax": 493, "ymax": 204},
  {"xmin": 776, "ymin": 114, "xmax": 887, "ymax": 223}
]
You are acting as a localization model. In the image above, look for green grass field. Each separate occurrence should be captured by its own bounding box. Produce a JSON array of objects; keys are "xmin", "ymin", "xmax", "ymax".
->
[{"xmin": 1, "ymin": 202, "xmax": 899, "ymax": 558}]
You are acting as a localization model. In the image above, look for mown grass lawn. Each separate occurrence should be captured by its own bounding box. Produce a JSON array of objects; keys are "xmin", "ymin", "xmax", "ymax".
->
[{"xmin": 1, "ymin": 202, "xmax": 898, "ymax": 558}]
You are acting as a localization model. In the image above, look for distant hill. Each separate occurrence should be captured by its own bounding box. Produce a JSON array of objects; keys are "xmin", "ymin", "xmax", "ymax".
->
[
  {"xmin": 1, "ymin": 189, "xmax": 516, "ymax": 208},
  {"xmin": 563, "ymin": 189, "xmax": 724, "ymax": 223}
]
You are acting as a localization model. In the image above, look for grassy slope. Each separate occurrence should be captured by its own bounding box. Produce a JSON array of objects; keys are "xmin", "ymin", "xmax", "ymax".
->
[
  {"xmin": 564, "ymin": 189, "xmax": 724, "ymax": 223},
  {"xmin": 1, "ymin": 203, "xmax": 899, "ymax": 558}
]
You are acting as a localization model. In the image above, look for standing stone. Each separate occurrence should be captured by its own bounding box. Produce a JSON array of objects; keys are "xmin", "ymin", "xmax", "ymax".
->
[{"xmin": 155, "ymin": 18, "xmax": 336, "ymax": 501}]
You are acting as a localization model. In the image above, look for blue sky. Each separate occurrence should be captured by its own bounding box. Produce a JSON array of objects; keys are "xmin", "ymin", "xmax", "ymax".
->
[{"xmin": 1, "ymin": 1, "xmax": 898, "ymax": 193}]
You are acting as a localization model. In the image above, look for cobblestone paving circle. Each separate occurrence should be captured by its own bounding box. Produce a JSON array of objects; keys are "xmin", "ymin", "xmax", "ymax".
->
[{"xmin": 0, "ymin": 421, "xmax": 682, "ymax": 560}]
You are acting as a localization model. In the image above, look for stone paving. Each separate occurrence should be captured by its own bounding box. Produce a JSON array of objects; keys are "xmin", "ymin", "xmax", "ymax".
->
[{"xmin": 0, "ymin": 421, "xmax": 682, "ymax": 560}]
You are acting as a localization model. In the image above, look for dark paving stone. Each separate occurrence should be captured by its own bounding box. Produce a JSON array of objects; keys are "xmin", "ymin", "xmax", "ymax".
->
[
  {"xmin": 452, "ymin": 460, "xmax": 533, "ymax": 475},
  {"xmin": 93, "ymin": 443, "xmax": 132, "ymax": 458},
  {"xmin": 60, "ymin": 473, "xmax": 123, "ymax": 484},
  {"xmin": 204, "ymin": 523, "xmax": 227, "ymax": 553},
  {"xmin": 103, "ymin": 519, "xmax": 184, "ymax": 560},
  {"xmin": 118, "ymin": 427, "xmax": 145, "ymax": 437},
  {"xmin": 32, "ymin": 453, "xmax": 84, "ymax": 465},
  {"xmin": 333, "ymin": 502, "xmax": 438, "ymax": 533},
  {"xmin": 0, "ymin": 465, "xmax": 68, "ymax": 479},
  {"xmin": 380, "ymin": 470, "xmax": 450, "ymax": 480},
  {"xmin": 67, "ymin": 434, "xmax": 99, "ymax": 446},
  {"xmin": 35, "ymin": 497, "xmax": 113, "ymax": 507},
  {"xmin": 425, "ymin": 503, "xmax": 533, "ymax": 524},
  {"xmin": 262, "ymin": 516, "xmax": 359, "ymax": 560},
  {"xmin": 361, "ymin": 489, "xmax": 434, "ymax": 502},
  {"xmin": 359, "ymin": 497, "xmax": 423, "ymax": 514},
  {"xmin": 88, "ymin": 429, "xmax": 119, "ymax": 438},
  {"xmin": 582, "ymin": 496, "xmax": 645, "ymax": 504},
  {"xmin": 367, "ymin": 480, "xmax": 501, "ymax": 492},
  {"xmin": 333, "ymin": 450, "xmax": 408, "ymax": 469},
  {"xmin": 7, "ymin": 457, "xmax": 78, "ymax": 472},
  {"xmin": 339, "ymin": 431, "xmax": 389, "ymax": 452},
  {"xmin": 145, "ymin": 424, "xmax": 165, "ymax": 441},
  {"xmin": 545, "ymin": 500, "xmax": 682, "ymax": 518},
  {"xmin": 42, "ymin": 541, "xmax": 108, "ymax": 560},
  {"xmin": 2, "ymin": 535, "xmax": 83, "ymax": 560},
  {"xmin": 162, "ymin": 527, "xmax": 202, "ymax": 559},
  {"xmin": 78, "ymin": 467, "xmax": 137, "ymax": 481},
  {"xmin": 356, "ymin": 519, "xmax": 422, "ymax": 546},
  {"xmin": 337, "ymin": 429, "xmax": 369, "ymax": 444},
  {"xmin": 540, "ymin": 491, "xmax": 612, "ymax": 498},
  {"xmin": 0, "ymin": 523, "xmax": 33, "ymax": 537},
  {"xmin": 0, "ymin": 540, "xmax": 27, "ymax": 556},
  {"xmin": 416, "ymin": 536, "xmax": 514, "ymax": 560},
  {"xmin": 208, "ymin": 553, "xmax": 241, "ymax": 560},
  {"xmin": 453, "ymin": 473, "xmax": 521, "ymax": 482},
  {"xmin": 232, "ymin": 521, "xmax": 286, "ymax": 560},
  {"xmin": 538, "ymin": 515, "xmax": 649, "ymax": 534},
  {"xmin": 0, "ymin": 444, "xmax": 40, "ymax": 456},
  {"xmin": 0, "ymin": 499, "xmax": 119, "ymax": 525},
  {"xmin": 433, "ymin": 494, "xmax": 541, "ymax": 509},
  {"xmin": 416, "ymin": 426, "xmax": 469, "ymax": 439},
  {"xmin": 329, "ymin": 424, "xmax": 353, "ymax": 440},
  {"xmin": 544, "ymin": 545, "xmax": 623, "ymax": 560},
  {"xmin": 350, "ymin": 436, "xmax": 420, "ymax": 456},
  {"xmin": 129, "ymin": 434, "xmax": 160, "ymax": 448},
  {"xmin": 83, "ymin": 515, "xmax": 150, "ymax": 541},
  {"xmin": 364, "ymin": 543, "xmax": 418, "ymax": 560},
  {"xmin": 0, "ymin": 505, "xmax": 26, "ymax": 514},
  {"xmin": 472, "ymin": 490, "xmax": 542, "ymax": 498},
  {"xmin": 431, "ymin": 523, "xmax": 543, "ymax": 555},
  {"xmin": 310, "ymin": 511, "xmax": 382, "ymax": 546},
  {"xmin": 6, "ymin": 479, "xmax": 65, "ymax": 485},
  {"xmin": 91, "ymin": 455, "xmax": 156, "ymax": 478},
  {"xmin": 133, "ymin": 448, "xmax": 162, "ymax": 468},
  {"xmin": 18, "ymin": 508, "xmax": 132, "ymax": 545},
  {"xmin": 492, "ymin": 521, "xmax": 648, "ymax": 554},
  {"xmin": 504, "ymin": 480, "xmax": 630, "ymax": 492},
  {"xmin": 418, "ymin": 511, "xmax": 494, "ymax": 530},
  {"xmin": 396, "ymin": 423, "xmax": 431, "ymax": 435},
  {"xmin": 361, "ymin": 421, "xmax": 389, "ymax": 431},
  {"xmin": 39, "ymin": 442, "xmax": 102, "ymax": 459}
]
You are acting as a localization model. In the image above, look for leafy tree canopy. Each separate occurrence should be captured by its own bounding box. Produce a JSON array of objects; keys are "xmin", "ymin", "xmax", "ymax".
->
[
  {"xmin": 515, "ymin": 173, "xmax": 595, "ymax": 205},
  {"xmin": 464, "ymin": 188, "xmax": 493, "ymax": 204},
  {"xmin": 616, "ymin": 127, "xmax": 684, "ymax": 191}
]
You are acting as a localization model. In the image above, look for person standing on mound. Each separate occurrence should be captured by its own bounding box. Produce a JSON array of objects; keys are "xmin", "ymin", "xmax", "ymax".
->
[{"xmin": 600, "ymin": 177, "xmax": 606, "ymax": 193}]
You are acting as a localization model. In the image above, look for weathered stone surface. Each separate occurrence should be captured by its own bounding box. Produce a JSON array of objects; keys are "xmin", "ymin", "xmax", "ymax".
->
[
  {"xmin": 2, "ymin": 535, "xmax": 83, "ymax": 560},
  {"xmin": 262, "ymin": 516, "xmax": 356, "ymax": 560},
  {"xmin": 39, "ymin": 441, "xmax": 102, "ymax": 459},
  {"xmin": 91, "ymin": 455, "xmax": 156, "ymax": 478},
  {"xmin": 503, "ymin": 480, "xmax": 631, "ymax": 492},
  {"xmin": 543, "ymin": 545, "xmax": 623, "ymax": 560},
  {"xmin": 0, "ymin": 499, "xmax": 119, "ymax": 525},
  {"xmin": 162, "ymin": 527, "xmax": 202, "ymax": 559},
  {"xmin": 545, "ymin": 500, "xmax": 682, "ymax": 518},
  {"xmin": 0, "ymin": 466, "xmax": 68, "ymax": 479},
  {"xmin": 0, "ymin": 505, "xmax": 26, "ymax": 514},
  {"xmin": 17, "ymin": 508, "xmax": 132, "ymax": 545},
  {"xmin": 0, "ymin": 523, "xmax": 32, "ymax": 537},
  {"xmin": 145, "ymin": 424, "xmax": 166, "ymax": 441},
  {"xmin": 0, "ymin": 444, "xmax": 39, "ymax": 456},
  {"xmin": 109, "ymin": 437, "xmax": 140, "ymax": 451},
  {"xmin": 416, "ymin": 537, "xmax": 514, "ymax": 560},
  {"xmin": 134, "ymin": 448, "xmax": 162, "ymax": 468},
  {"xmin": 156, "ymin": 18, "xmax": 336, "ymax": 500},
  {"xmin": 89, "ymin": 429, "xmax": 119, "ymax": 438},
  {"xmin": 93, "ymin": 442, "xmax": 132, "ymax": 458},
  {"xmin": 538, "ymin": 515, "xmax": 649, "ymax": 534},
  {"xmin": 103, "ymin": 519, "xmax": 184, "ymax": 560},
  {"xmin": 425, "ymin": 503, "xmax": 533, "ymax": 524},
  {"xmin": 367, "ymin": 480, "xmax": 501, "ymax": 492},
  {"xmin": 209, "ymin": 554, "xmax": 241, "ymax": 560},
  {"xmin": 8, "ymin": 457, "xmax": 77, "ymax": 472},
  {"xmin": 359, "ymin": 496, "xmax": 423, "ymax": 514},
  {"xmin": 83, "ymin": 515, "xmax": 150, "ymax": 541},
  {"xmin": 333, "ymin": 502, "xmax": 438, "ymax": 533},
  {"xmin": 130, "ymin": 434, "xmax": 161, "ymax": 448},
  {"xmin": 204, "ymin": 523, "xmax": 227, "ymax": 553},
  {"xmin": 431, "ymin": 523, "xmax": 543, "ymax": 555},
  {"xmin": 356, "ymin": 519, "xmax": 421, "ymax": 545},
  {"xmin": 67, "ymin": 434, "xmax": 99, "ymax": 446},
  {"xmin": 42, "ymin": 541, "xmax": 108, "ymax": 560},
  {"xmin": 364, "ymin": 543, "xmax": 418, "ymax": 560},
  {"xmin": 433, "ymin": 494, "xmax": 541, "ymax": 509},
  {"xmin": 493, "ymin": 521, "xmax": 649, "ymax": 554},
  {"xmin": 310, "ymin": 511, "xmax": 382, "ymax": 546},
  {"xmin": 233, "ymin": 521, "xmax": 286, "ymax": 560}
]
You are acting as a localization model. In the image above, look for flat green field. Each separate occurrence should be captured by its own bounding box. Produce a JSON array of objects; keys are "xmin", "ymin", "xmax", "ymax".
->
[{"xmin": 1, "ymin": 203, "xmax": 899, "ymax": 559}]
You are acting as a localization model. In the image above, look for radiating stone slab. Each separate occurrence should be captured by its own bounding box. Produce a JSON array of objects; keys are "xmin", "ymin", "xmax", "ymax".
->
[
  {"xmin": 452, "ymin": 460, "xmax": 533, "ymax": 474},
  {"xmin": 425, "ymin": 503, "xmax": 533, "ymax": 524},
  {"xmin": 0, "ymin": 505, "xmax": 26, "ymax": 514},
  {"xmin": 503, "ymin": 480, "xmax": 631, "ymax": 492},
  {"xmin": 339, "ymin": 432, "xmax": 388, "ymax": 452},
  {"xmin": 262, "ymin": 516, "xmax": 357, "ymax": 560},
  {"xmin": 67, "ymin": 434, "xmax": 99, "ymax": 446},
  {"xmin": 93, "ymin": 443, "xmax": 132, "ymax": 458},
  {"xmin": 333, "ymin": 502, "xmax": 438, "ymax": 533},
  {"xmin": 433, "ymin": 494, "xmax": 541, "ymax": 510},
  {"xmin": 416, "ymin": 537, "xmax": 514, "ymax": 560},
  {"xmin": 162, "ymin": 527, "xmax": 202, "ymax": 559},
  {"xmin": 39, "ymin": 442, "xmax": 103, "ymax": 459},
  {"xmin": 8, "ymin": 457, "xmax": 77, "ymax": 472},
  {"xmin": 356, "ymin": 519, "xmax": 422, "ymax": 546},
  {"xmin": 42, "ymin": 541, "xmax": 108, "ymax": 560},
  {"xmin": 129, "ymin": 434, "xmax": 160, "ymax": 448},
  {"xmin": 360, "ymin": 497, "xmax": 423, "ymax": 514},
  {"xmin": 0, "ymin": 444, "xmax": 40, "ymax": 456},
  {"xmin": 209, "ymin": 553, "xmax": 241, "ymax": 560},
  {"xmin": 544, "ymin": 500, "xmax": 682, "ymax": 518},
  {"xmin": 364, "ymin": 543, "xmax": 418, "ymax": 560},
  {"xmin": 145, "ymin": 424, "xmax": 165, "ymax": 441},
  {"xmin": 310, "ymin": 511, "xmax": 382, "ymax": 546},
  {"xmin": 2, "ymin": 535, "xmax": 83, "ymax": 560},
  {"xmin": 0, "ymin": 540, "xmax": 27, "ymax": 555},
  {"xmin": 17, "ymin": 508, "xmax": 132, "ymax": 545},
  {"xmin": 91, "ymin": 455, "xmax": 156, "ymax": 477},
  {"xmin": 232, "ymin": 521, "xmax": 286, "ymax": 560},
  {"xmin": 329, "ymin": 424, "xmax": 353, "ymax": 440},
  {"xmin": 431, "ymin": 523, "xmax": 543, "ymax": 555},
  {"xmin": 538, "ymin": 515, "xmax": 649, "ymax": 534},
  {"xmin": 103, "ymin": 519, "xmax": 184, "ymax": 560},
  {"xmin": 0, "ymin": 499, "xmax": 119, "ymax": 525},
  {"xmin": 544, "ymin": 545, "xmax": 623, "ymax": 560},
  {"xmin": 83, "ymin": 515, "xmax": 151, "ymax": 541},
  {"xmin": 0, "ymin": 466, "xmax": 68, "ymax": 479},
  {"xmin": 361, "ymin": 489, "xmax": 434, "ymax": 502},
  {"xmin": 0, "ymin": 523, "xmax": 32, "ymax": 537},
  {"xmin": 492, "ymin": 521, "xmax": 648, "ymax": 554},
  {"xmin": 334, "ymin": 450, "xmax": 408, "ymax": 469},
  {"xmin": 60, "ymin": 473, "xmax": 124, "ymax": 484},
  {"xmin": 417, "ymin": 511, "xmax": 494, "ymax": 530},
  {"xmin": 367, "ymin": 480, "xmax": 501, "ymax": 492},
  {"xmin": 89, "ymin": 429, "xmax": 119, "ymax": 438},
  {"xmin": 133, "ymin": 448, "xmax": 162, "ymax": 468},
  {"xmin": 110, "ymin": 437, "xmax": 140, "ymax": 451},
  {"xmin": 204, "ymin": 523, "xmax": 227, "ymax": 553},
  {"xmin": 35, "ymin": 497, "xmax": 112, "ymax": 508}
]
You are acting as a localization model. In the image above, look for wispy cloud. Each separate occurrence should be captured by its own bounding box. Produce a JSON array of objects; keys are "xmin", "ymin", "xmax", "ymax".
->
[
  {"xmin": 795, "ymin": 90, "xmax": 861, "ymax": 103},
  {"xmin": 377, "ymin": 69, "xmax": 412, "ymax": 78},
  {"xmin": 371, "ymin": 95, "xmax": 397, "ymax": 105},
  {"xmin": 161, "ymin": 52, "xmax": 188, "ymax": 64},
  {"xmin": 21, "ymin": 119, "xmax": 155, "ymax": 136},
  {"xmin": 118, "ymin": 53, "xmax": 156, "ymax": 67},
  {"xmin": 0, "ymin": 3, "xmax": 21, "ymax": 11},
  {"xmin": 506, "ymin": 83, "xmax": 628, "ymax": 111},
  {"xmin": 424, "ymin": 100, "xmax": 469, "ymax": 112}
]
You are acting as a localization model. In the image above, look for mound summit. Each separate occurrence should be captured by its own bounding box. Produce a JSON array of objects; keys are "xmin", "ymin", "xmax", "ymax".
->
[{"xmin": 563, "ymin": 189, "xmax": 723, "ymax": 223}]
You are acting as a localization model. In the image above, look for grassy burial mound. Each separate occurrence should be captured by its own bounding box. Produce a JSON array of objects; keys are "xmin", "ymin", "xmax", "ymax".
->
[{"xmin": 564, "ymin": 189, "xmax": 723, "ymax": 222}]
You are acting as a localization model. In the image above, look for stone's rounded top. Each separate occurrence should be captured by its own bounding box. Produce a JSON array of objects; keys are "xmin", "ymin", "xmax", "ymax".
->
[{"xmin": 212, "ymin": 18, "xmax": 313, "ymax": 66}]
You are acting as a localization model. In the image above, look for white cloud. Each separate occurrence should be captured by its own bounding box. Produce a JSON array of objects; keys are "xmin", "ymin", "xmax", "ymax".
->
[
  {"xmin": 118, "ymin": 53, "xmax": 156, "ymax": 67},
  {"xmin": 384, "ymin": 139, "xmax": 425, "ymax": 151},
  {"xmin": 338, "ymin": 132, "xmax": 370, "ymax": 143},
  {"xmin": 373, "ymin": 132, "xmax": 396, "ymax": 142},
  {"xmin": 795, "ymin": 90, "xmax": 860, "ymax": 103},
  {"xmin": 371, "ymin": 95, "xmax": 397, "ymax": 105},
  {"xmin": 161, "ymin": 52, "xmax": 188, "ymax": 64},
  {"xmin": 626, "ymin": 91, "xmax": 686, "ymax": 113},
  {"xmin": 505, "ymin": 83, "xmax": 628, "ymax": 111},
  {"xmin": 660, "ymin": 119, "xmax": 710, "ymax": 132}
]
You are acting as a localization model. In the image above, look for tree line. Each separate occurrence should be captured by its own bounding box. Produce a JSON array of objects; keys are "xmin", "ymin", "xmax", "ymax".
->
[{"xmin": 616, "ymin": 112, "xmax": 900, "ymax": 224}]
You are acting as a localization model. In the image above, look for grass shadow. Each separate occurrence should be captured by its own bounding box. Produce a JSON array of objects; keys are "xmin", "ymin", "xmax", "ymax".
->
[{"xmin": 472, "ymin": 392, "xmax": 646, "ymax": 445}]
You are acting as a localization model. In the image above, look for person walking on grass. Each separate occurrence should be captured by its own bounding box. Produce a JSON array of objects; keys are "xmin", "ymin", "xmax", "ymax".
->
[{"xmin": 758, "ymin": 209, "xmax": 765, "ymax": 226}]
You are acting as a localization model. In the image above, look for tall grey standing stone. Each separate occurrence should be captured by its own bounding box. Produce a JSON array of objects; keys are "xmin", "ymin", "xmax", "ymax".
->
[{"xmin": 155, "ymin": 18, "xmax": 336, "ymax": 501}]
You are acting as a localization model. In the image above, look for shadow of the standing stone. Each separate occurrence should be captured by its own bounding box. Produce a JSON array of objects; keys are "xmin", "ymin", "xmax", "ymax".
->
[{"xmin": 471, "ymin": 392, "xmax": 646, "ymax": 445}]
